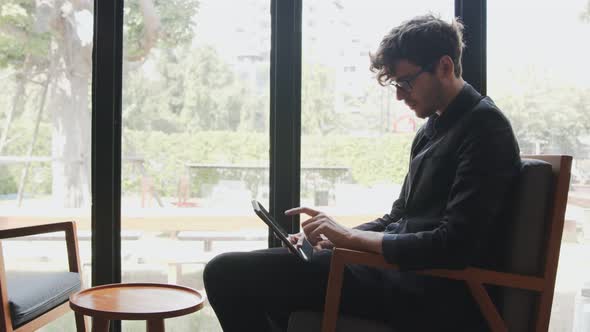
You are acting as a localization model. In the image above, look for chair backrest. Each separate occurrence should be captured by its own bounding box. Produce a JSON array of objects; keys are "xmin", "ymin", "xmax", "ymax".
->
[
  {"xmin": 498, "ymin": 155, "xmax": 572, "ymax": 332},
  {"xmin": 0, "ymin": 221, "xmax": 86, "ymax": 332}
]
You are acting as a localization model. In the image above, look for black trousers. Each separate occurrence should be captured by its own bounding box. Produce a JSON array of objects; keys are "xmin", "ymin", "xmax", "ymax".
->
[{"xmin": 203, "ymin": 247, "xmax": 485, "ymax": 332}]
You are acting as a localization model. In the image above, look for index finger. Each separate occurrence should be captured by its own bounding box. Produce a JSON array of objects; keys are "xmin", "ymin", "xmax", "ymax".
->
[{"xmin": 284, "ymin": 206, "xmax": 320, "ymax": 217}]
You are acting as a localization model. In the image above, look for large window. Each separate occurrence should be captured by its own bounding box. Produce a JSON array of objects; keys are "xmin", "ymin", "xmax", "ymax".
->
[
  {"xmin": 5, "ymin": 0, "xmax": 588, "ymax": 330},
  {"xmin": 488, "ymin": 0, "xmax": 590, "ymax": 330},
  {"xmin": 301, "ymin": 1, "xmax": 453, "ymax": 226},
  {"xmin": 0, "ymin": 0, "xmax": 93, "ymax": 330},
  {"xmin": 121, "ymin": 0, "xmax": 270, "ymax": 330}
]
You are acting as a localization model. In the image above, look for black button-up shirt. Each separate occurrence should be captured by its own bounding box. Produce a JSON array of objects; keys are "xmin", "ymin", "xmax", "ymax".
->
[{"xmin": 356, "ymin": 83, "xmax": 521, "ymax": 270}]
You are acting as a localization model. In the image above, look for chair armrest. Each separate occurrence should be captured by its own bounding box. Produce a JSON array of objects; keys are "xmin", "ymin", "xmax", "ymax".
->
[
  {"xmin": 0, "ymin": 221, "xmax": 81, "ymax": 273},
  {"xmin": 321, "ymin": 247, "xmax": 546, "ymax": 332},
  {"xmin": 331, "ymin": 247, "xmax": 544, "ymax": 291}
]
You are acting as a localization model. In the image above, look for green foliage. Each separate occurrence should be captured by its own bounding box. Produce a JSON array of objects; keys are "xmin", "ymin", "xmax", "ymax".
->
[
  {"xmin": 1, "ymin": 120, "xmax": 51, "ymax": 156},
  {"xmin": 122, "ymin": 130, "xmax": 269, "ymax": 196},
  {"xmin": 1, "ymin": 2, "xmax": 31, "ymax": 29},
  {"xmin": 0, "ymin": 1, "xmax": 51, "ymax": 68},
  {"xmin": 120, "ymin": 130, "xmax": 412, "ymax": 199},
  {"xmin": 156, "ymin": 0, "xmax": 199, "ymax": 47},
  {"xmin": 180, "ymin": 46, "xmax": 241, "ymax": 130},
  {"xmin": 0, "ymin": 33, "xmax": 25, "ymax": 67},
  {"xmin": 123, "ymin": 0, "xmax": 198, "ymax": 60},
  {"xmin": 493, "ymin": 78, "xmax": 590, "ymax": 156},
  {"xmin": 0, "ymin": 165, "xmax": 17, "ymax": 195},
  {"xmin": 0, "ymin": 119, "xmax": 53, "ymax": 196},
  {"xmin": 302, "ymin": 63, "xmax": 337, "ymax": 135},
  {"xmin": 303, "ymin": 133, "xmax": 413, "ymax": 185},
  {"xmin": 123, "ymin": 45, "xmax": 268, "ymax": 134}
]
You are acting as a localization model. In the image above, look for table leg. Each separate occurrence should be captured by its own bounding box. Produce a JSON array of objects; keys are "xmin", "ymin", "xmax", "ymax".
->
[
  {"xmin": 74, "ymin": 313, "xmax": 88, "ymax": 332},
  {"xmin": 147, "ymin": 319, "xmax": 165, "ymax": 332},
  {"xmin": 91, "ymin": 317, "xmax": 110, "ymax": 332}
]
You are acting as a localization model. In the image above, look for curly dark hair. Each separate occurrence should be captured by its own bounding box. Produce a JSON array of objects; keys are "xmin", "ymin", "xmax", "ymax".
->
[{"xmin": 369, "ymin": 15, "xmax": 465, "ymax": 86}]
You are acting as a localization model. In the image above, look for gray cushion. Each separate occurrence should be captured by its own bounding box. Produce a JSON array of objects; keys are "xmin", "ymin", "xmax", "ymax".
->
[
  {"xmin": 6, "ymin": 271, "xmax": 81, "ymax": 328},
  {"xmin": 499, "ymin": 159, "xmax": 553, "ymax": 332},
  {"xmin": 288, "ymin": 311, "xmax": 393, "ymax": 332}
]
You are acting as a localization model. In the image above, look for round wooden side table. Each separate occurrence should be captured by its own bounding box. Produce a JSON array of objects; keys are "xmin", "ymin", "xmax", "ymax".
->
[{"xmin": 69, "ymin": 283, "xmax": 206, "ymax": 332}]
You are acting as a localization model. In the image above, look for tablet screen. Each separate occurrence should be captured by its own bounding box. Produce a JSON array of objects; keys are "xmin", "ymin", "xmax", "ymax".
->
[
  {"xmin": 251, "ymin": 200, "xmax": 312, "ymax": 262},
  {"xmin": 253, "ymin": 200, "xmax": 288, "ymax": 236}
]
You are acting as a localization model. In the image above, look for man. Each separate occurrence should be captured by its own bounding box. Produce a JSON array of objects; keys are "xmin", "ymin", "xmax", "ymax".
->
[{"xmin": 204, "ymin": 15, "xmax": 520, "ymax": 331}]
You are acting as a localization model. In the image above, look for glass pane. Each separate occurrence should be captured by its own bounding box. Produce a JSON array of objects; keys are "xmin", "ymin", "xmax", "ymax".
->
[
  {"xmin": 488, "ymin": 1, "xmax": 590, "ymax": 330},
  {"xmin": 0, "ymin": 1, "xmax": 93, "ymax": 330},
  {"xmin": 301, "ymin": 2, "xmax": 453, "ymax": 226},
  {"xmin": 121, "ymin": 0, "xmax": 270, "ymax": 330}
]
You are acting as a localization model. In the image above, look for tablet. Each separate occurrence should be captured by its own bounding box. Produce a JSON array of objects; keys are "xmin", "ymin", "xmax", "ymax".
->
[{"xmin": 251, "ymin": 200, "xmax": 313, "ymax": 262}]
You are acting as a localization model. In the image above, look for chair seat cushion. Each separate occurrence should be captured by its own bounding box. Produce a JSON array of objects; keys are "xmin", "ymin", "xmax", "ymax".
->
[
  {"xmin": 288, "ymin": 311, "xmax": 393, "ymax": 332},
  {"xmin": 6, "ymin": 271, "xmax": 81, "ymax": 328}
]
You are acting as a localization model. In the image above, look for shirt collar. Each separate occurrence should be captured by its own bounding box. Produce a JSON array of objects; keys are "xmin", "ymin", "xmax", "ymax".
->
[{"xmin": 431, "ymin": 83, "xmax": 482, "ymax": 137}]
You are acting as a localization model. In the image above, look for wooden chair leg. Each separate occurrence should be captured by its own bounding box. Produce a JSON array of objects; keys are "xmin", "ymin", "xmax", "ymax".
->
[
  {"xmin": 321, "ymin": 256, "xmax": 346, "ymax": 332},
  {"xmin": 466, "ymin": 281, "xmax": 507, "ymax": 332}
]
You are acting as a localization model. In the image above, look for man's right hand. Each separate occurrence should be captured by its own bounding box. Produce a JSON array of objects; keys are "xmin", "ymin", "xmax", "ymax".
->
[{"xmin": 286, "ymin": 232, "xmax": 334, "ymax": 250}]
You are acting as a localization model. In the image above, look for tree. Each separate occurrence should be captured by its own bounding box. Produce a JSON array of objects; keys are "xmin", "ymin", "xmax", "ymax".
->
[
  {"xmin": 493, "ymin": 68, "xmax": 590, "ymax": 157},
  {"xmin": 178, "ymin": 45, "xmax": 266, "ymax": 132},
  {"xmin": 0, "ymin": 0, "xmax": 198, "ymax": 207},
  {"xmin": 501, "ymin": 1, "xmax": 590, "ymax": 156},
  {"xmin": 180, "ymin": 46, "xmax": 236, "ymax": 131},
  {"xmin": 301, "ymin": 63, "xmax": 339, "ymax": 135}
]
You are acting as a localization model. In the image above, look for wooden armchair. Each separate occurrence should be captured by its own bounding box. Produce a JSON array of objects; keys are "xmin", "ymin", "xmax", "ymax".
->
[
  {"xmin": 0, "ymin": 221, "xmax": 86, "ymax": 332},
  {"xmin": 315, "ymin": 155, "xmax": 572, "ymax": 332}
]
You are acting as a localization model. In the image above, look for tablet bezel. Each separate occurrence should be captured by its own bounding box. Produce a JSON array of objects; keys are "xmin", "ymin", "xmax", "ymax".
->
[{"xmin": 251, "ymin": 200, "xmax": 311, "ymax": 262}]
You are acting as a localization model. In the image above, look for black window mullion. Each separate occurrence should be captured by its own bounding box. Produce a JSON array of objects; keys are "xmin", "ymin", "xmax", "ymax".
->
[
  {"xmin": 456, "ymin": 0, "xmax": 486, "ymax": 95},
  {"xmin": 269, "ymin": 0, "xmax": 302, "ymax": 247},
  {"xmin": 91, "ymin": 3, "xmax": 123, "ymax": 332}
]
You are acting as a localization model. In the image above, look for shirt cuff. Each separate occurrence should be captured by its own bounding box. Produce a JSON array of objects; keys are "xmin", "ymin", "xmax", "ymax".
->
[{"xmin": 382, "ymin": 233, "xmax": 400, "ymax": 264}]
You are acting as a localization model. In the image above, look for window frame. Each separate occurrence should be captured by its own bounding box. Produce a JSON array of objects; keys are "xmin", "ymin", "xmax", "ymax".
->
[
  {"xmin": 90, "ymin": 1, "xmax": 486, "ymax": 324},
  {"xmin": 92, "ymin": 0, "xmax": 124, "ymax": 330}
]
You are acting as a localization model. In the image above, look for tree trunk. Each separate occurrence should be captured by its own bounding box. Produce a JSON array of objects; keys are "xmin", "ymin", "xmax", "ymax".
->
[
  {"xmin": 46, "ymin": 0, "xmax": 93, "ymax": 208},
  {"xmin": 50, "ymin": 70, "xmax": 91, "ymax": 208},
  {"xmin": 39, "ymin": 0, "xmax": 158, "ymax": 207}
]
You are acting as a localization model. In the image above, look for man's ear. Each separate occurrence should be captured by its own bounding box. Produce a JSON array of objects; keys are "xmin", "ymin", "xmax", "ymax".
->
[{"xmin": 437, "ymin": 55, "xmax": 455, "ymax": 79}]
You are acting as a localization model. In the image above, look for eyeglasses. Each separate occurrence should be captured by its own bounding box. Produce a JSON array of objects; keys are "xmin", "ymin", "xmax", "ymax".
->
[{"xmin": 389, "ymin": 63, "xmax": 434, "ymax": 92}]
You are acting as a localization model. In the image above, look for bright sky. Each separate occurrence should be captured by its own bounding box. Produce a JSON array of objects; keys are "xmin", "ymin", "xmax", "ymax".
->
[
  {"xmin": 182, "ymin": 0, "xmax": 590, "ymax": 88},
  {"xmin": 488, "ymin": 0, "xmax": 590, "ymax": 88}
]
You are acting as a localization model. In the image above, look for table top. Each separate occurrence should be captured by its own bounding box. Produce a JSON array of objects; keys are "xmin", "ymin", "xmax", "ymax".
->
[{"xmin": 69, "ymin": 283, "xmax": 206, "ymax": 320}]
